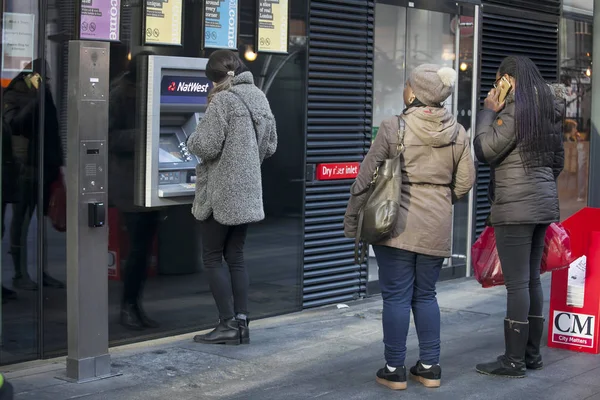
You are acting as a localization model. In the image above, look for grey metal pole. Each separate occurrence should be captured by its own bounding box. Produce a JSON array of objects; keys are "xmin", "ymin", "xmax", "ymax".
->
[
  {"xmin": 465, "ymin": 4, "xmax": 481, "ymax": 278},
  {"xmin": 64, "ymin": 41, "xmax": 114, "ymax": 383},
  {"xmin": 588, "ymin": 0, "xmax": 600, "ymax": 207}
]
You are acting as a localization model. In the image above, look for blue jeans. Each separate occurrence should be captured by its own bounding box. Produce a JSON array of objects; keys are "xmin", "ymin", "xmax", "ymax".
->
[{"xmin": 374, "ymin": 246, "xmax": 444, "ymax": 367}]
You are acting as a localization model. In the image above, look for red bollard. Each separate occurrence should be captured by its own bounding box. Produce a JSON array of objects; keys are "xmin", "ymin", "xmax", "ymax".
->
[{"xmin": 548, "ymin": 207, "xmax": 600, "ymax": 354}]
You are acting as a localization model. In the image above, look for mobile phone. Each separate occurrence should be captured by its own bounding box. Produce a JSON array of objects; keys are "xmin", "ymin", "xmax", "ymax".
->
[{"xmin": 497, "ymin": 76, "xmax": 512, "ymax": 103}]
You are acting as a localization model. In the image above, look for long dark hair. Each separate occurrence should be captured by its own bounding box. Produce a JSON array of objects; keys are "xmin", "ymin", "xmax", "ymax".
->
[
  {"xmin": 205, "ymin": 50, "xmax": 248, "ymax": 102},
  {"xmin": 498, "ymin": 56, "xmax": 554, "ymax": 168}
]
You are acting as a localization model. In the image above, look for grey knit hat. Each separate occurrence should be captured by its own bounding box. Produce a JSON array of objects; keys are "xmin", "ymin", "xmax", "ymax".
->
[{"xmin": 408, "ymin": 64, "xmax": 457, "ymax": 106}]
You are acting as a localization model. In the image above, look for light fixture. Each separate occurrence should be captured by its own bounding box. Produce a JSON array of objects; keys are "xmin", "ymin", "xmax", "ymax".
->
[
  {"xmin": 460, "ymin": 62, "xmax": 468, "ymax": 72},
  {"xmin": 127, "ymin": 52, "xmax": 132, "ymax": 61},
  {"xmin": 586, "ymin": 68, "xmax": 592, "ymax": 77},
  {"xmin": 244, "ymin": 46, "xmax": 258, "ymax": 62}
]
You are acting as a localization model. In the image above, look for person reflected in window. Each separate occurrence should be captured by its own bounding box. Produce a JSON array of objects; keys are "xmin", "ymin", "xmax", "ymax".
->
[
  {"xmin": 108, "ymin": 51, "xmax": 160, "ymax": 331},
  {"xmin": 188, "ymin": 50, "xmax": 277, "ymax": 346},
  {"xmin": 1, "ymin": 117, "xmax": 18, "ymax": 302},
  {"xmin": 474, "ymin": 56, "xmax": 565, "ymax": 378},
  {"xmin": 2, "ymin": 59, "xmax": 64, "ymax": 291}
]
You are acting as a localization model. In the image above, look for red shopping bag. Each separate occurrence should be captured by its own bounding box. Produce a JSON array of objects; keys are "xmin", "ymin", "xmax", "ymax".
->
[
  {"xmin": 540, "ymin": 223, "xmax": 573, "ymax": 273},
  {"xmin": 471, "ymin": 226, "xmax": 504, "ymax": 288},
  {"xmin": 48, "ymin": 173, "xmax": 66, "ymax": 232}
]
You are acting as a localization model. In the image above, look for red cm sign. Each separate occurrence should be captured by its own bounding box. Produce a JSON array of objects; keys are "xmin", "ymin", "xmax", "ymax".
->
[{"xmin": 316, "ymin": 162, "xmax": 360, "ymax": 180}]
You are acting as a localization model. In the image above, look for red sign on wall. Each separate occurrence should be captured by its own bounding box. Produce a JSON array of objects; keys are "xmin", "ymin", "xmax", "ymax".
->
[{"xmin": 316, "ymin": 162, "xmax": 360, "ymax": 180}]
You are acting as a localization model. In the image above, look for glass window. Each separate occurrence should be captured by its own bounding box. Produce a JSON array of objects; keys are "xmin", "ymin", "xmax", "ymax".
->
[
  {"xmin": 558, "ymin": 16, "xmax": 592, "ymax": 220},
  {"xmin": 372, "ymin": 2, "xmax": 477, "ymax": 275},
  {"xmin": 0, "ymin": 0, "xmax": 306, "ymax": 361}
]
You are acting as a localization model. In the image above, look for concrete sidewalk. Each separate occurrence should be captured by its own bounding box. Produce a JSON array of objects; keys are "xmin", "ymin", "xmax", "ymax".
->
[{"xmin": 4, "ymin": 276, "xmax": 600, "ymax": 400}]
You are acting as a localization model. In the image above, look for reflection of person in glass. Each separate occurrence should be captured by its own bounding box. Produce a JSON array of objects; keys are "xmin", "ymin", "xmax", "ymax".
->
[
  {"xmin": 108, "ymin": 51, "xmax": 160, "ymax": 331},
  {"xmin": 2, "ymin": 59, "xmax": 64, "ymax": 290},
  {"xmin": 189, "ymin": 50, "xmax": 277, "ymax": 345}
]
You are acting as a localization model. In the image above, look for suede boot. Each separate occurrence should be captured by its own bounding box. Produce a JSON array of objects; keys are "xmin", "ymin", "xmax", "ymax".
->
[{"xmin": 476, "ymin": 319, "xmax": 528, "ymax": 378}]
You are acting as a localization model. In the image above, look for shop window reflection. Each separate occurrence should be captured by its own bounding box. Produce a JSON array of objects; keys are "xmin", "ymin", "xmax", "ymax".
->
[
  {"xmin": 558, "ymin": 16, "xmax": 592, "ymax": 220},
  {"xmin": 103, "ymin": 21, "xmax": 305, "ymax": 344}
]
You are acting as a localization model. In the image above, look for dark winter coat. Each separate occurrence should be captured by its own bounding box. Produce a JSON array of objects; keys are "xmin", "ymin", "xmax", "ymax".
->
[
  {"xmin": 3, "ymin": 75, "xmax": 63, "ymax": 212},
  {"xmin": 107, "ymin": 72, "xmax": 149, "ymax": 213},
  {"xmin": 473, "ymin": 84, "xmax": 565, "ymax": 226}
]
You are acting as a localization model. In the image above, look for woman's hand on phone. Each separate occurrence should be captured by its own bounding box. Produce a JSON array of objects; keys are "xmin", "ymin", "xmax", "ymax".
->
[{"xmin": 484, "ymin": 88, "xmax": 505, "ymax": 113}]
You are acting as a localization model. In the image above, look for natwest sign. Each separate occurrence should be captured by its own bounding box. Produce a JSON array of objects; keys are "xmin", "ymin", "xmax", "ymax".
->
[
  {"xmin": 316, "ymin": 162, "xmax": 360, "ymax": 181},
  {"xmin": 552, "ymin": 311, "xmax": 595, "ymax": 348},
  {"xmin": 160, "ymin": 75, "xmax": 212, "ymax": 105},
  {"xmin": 174, "ymin": 81, "xmax": 210, "ymax": 93}
]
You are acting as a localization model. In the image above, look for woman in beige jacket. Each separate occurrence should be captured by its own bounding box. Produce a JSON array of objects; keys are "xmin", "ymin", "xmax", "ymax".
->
[{"xmin": 344, "ymin": 64, "xmax": 475, "ymax": 391}]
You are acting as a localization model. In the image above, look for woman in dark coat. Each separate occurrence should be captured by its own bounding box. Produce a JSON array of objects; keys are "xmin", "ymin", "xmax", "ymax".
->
[
  {"xmin": 3, "ymin": 59, "xmax": 64, "ymax": 290},
  {"xmin": 473, "ymin": 56, "xmax": 565, "ymax": 378}
]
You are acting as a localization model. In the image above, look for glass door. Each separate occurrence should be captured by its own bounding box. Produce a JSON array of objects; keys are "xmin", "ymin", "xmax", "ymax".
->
[{"xmin": 372, "ymin": 0, "xmax": 480, "ymax": 278}]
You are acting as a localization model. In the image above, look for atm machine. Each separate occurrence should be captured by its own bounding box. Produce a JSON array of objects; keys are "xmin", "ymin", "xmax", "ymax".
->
[
  {"xmin": 135, "ymin": 55, "xmax": 212, "ymax": 208},
  {"xmin": 134, "ymin": 55, "xmax": 212, "ymax": 274}
]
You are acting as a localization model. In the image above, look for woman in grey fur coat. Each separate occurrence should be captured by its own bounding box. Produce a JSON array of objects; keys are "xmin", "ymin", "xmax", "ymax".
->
[{"xmin": 188, "ymin": 50, "xmax": 277, "ymax": 345}]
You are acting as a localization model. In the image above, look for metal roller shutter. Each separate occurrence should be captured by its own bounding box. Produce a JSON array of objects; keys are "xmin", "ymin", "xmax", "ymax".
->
[
  {"xmin": 475, "ymin": 5, "xmax": 559, "ymax": 236},
  {"xmin": 303, "ymin": 0, "xmax": 374, "ymax": 308},
  {"xmin": 483, "ymin": 0, "xmax": 561, "ymax": 15}
]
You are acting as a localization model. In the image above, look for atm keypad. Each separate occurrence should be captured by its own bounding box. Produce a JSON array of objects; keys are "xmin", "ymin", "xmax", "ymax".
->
[
  {"xmin": 179, "ymin": 142, "xmax": 192, "ymax": 162},
  {"xmin": 159, "ymin": 172, "xmax": 181, "ymax": 183}
]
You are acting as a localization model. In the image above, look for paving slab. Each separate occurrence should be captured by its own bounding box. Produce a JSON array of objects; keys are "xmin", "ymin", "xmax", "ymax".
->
[{"xmin": 5, "ymin": 276, "xmax": 600, "ymax": 400}]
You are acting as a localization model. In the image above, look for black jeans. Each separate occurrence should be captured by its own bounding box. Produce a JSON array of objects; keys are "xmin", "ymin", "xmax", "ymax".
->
[
  {"xmin": 122, "ymin": 211, "xmax": 160, "ymax": 305},
  {"xmin": 199, "ymin": 216, "xmax": 249, "ymax": 320},
  {"xmin": 495, "ymin": 224, "xmax": 549, "ymax": 322}
]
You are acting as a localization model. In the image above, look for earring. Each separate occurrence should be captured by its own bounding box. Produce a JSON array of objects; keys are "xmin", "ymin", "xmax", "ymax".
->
[{"xmin": 409, "ymin": 95, "xmax": 416, "ymax": 104}]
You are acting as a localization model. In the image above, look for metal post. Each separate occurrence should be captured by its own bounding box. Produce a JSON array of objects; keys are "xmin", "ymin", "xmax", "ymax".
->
[
  {"xmin": 465, "ymin": 4, "xmax": 481, "ymax": 278},
  {"xmin": 588, "ymin": 0, "xmax": 600, "ymax": 207},
  {"xmin": 63, "ymin": 41, "xmax": 115, "ymax": 383}
]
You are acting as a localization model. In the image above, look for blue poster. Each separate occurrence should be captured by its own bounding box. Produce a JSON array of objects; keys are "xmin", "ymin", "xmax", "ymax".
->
[{"xmin": 204, "ymin": 0, "xmax": 238, "ymax": 49}]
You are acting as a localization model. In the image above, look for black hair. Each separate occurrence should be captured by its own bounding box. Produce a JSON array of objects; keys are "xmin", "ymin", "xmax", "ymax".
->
[
  {"xmin": 205, "ymin": 50, "xmax": 249, "ymax": 102},
  {"xmin": 403, "ymin": 97, "xmax": 440, "ymax": 114},
  {"xmin": 205, "ymin": 50, "xmax": 248, "ymax": 83},
  {"xmin": 498, "ymin": 56, "xmax": 555, "ymax": 168}
]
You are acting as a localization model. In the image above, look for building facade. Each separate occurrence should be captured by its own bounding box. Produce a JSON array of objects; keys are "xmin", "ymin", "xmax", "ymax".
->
[{"xmin": 0, "ymin": 0, "xmax": 593, "ymax": 366}]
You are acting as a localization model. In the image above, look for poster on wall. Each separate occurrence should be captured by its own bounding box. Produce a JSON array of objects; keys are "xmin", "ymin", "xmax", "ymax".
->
[
  {"xmin": 80, "ymin": 0, "xmax": 121, "ymax": 41},
  {"xmin": 1, "ymin": 13, "xmax": 35, "ymax": 72},
  {"xmin": 203, "ymin": 0, "xmax": 239, "ymax": 50},
  {"xmin": 257, "ymin": 0, "xmax": 289, "ymax": 54},
  {"xmin": 144, "ymin": 0, "xmax": 183, "ymax": 46}
]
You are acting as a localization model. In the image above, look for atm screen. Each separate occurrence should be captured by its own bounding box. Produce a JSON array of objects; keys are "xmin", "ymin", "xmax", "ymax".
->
[{"xmin": 159, "ymin": 134, "xmax": 184, "ymax": 163}]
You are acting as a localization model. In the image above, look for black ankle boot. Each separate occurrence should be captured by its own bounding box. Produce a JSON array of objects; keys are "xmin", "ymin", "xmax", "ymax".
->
[
  {"xmin": 476, "ymin": 319, "xmax": 528, "ymax": 378},
  {"xmin": 237, "ymin": 315, "xmax": 250, "ymax": 344},
  {"xmin": 526, "ymin": 315, "xmax": 544, "ymax": 370},
  {"xmin": 120, "ymin": 303, "xmax": 144, "ymax": 331},
  {"xmin": 194, "ymin": 318, "xmax": 240, "ymax": 345}
]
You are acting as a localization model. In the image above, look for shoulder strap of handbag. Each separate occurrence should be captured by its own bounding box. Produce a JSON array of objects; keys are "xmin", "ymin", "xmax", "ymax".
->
[
  {"xmin": 351, "ymin": 115, "xmax": 406, "ymax": 197},
  {"xmin": 353, "ymin": 115, "xmax": 406, "ymax": 264},
  {"xmin": 229, "ymin": 90, "xmax": 259, "ymax": 141}
]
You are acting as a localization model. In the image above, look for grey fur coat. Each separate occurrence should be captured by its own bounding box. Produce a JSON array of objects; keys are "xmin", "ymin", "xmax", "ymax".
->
[{"xmin": 188, "ymin": 71, "xmax": 277, "ymax": 225}]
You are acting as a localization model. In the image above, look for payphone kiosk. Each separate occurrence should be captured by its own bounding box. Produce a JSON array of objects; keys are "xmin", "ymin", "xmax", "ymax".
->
[{"xmin": 135, "ymin": 56, "xmax": 211, "ymax": 208}]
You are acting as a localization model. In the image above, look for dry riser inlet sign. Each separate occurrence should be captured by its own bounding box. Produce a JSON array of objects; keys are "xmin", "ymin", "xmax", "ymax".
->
[
  {"xmin": 203, "ymin": 0, "xmax": 238, "ymax": 49},
  {"xmin": 257, "ymin": 0, "xmax": 289, "ymax": 53},
  {"xmin": 145, "ymin": 0, "xmax": 183, "ymax": 45},
  {"xmin": 80, "ymin": 0, "xmax": 121, "ymax": 41}
]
